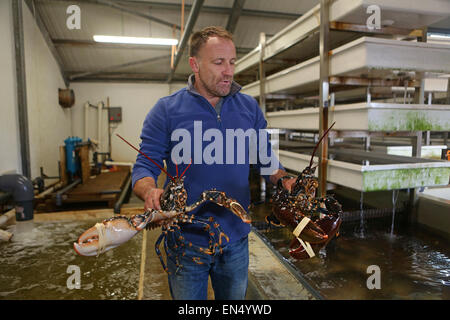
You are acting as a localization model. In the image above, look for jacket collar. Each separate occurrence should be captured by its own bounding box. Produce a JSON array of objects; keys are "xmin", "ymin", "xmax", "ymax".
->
[{"xmin": 187, "ymin": 74, "xmax": 241, "ymax": 98}]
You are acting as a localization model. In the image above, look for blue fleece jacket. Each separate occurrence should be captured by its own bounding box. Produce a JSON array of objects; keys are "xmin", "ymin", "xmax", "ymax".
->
[{"xmin": 132, "ymin": 76, "xmax": 283, "ymax": 247}]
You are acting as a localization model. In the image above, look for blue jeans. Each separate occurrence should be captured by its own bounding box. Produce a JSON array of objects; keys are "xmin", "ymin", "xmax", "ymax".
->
[{"xmin": 165, "ymin": 232, "xmax": 249, "ymax": 300}]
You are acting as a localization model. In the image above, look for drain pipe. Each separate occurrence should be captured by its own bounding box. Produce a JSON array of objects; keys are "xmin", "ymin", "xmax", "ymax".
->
[
  {"xmin": 0, "ymin": 174, "xmax": 34, "ymax": 221},
  {"xmin": 103, "ymin": 161, "xmax": 133, "ymax": 214},
  {"xmin": 55, "ymin": 178, "xmax": 81, "ymax": 206},
  {"xmin": 98, "ymin": 101, "xmax": 103, "ymax": 153},
  {"xmin": 35, "ymin": 181, "xmax": 63, "ymax": 199},
  {"xmin": 114, "ymin": 175, "xmax": 132, "ymax": 214},
  {"xmin": 0, "ymin": 191, "xmax": 12, "ymax": 203},
  {"xmin": 102, "ymin": 161, "xmax": 133, "ymax": 214},
  {"xmin": 84, "ymin": 102, "xmax": 89, "ymax": 140}
]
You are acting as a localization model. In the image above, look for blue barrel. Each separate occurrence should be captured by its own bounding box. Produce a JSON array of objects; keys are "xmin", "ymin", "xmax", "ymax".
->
[{"xmin": 64, "ymin": 136, "xmax": 82, "ymax": 178}]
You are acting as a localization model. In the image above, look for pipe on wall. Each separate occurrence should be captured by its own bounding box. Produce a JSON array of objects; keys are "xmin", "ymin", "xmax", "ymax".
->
[
  {"xmin": 12, "ymin": 0, "xmax": 31, "ymax": 178},
  {"xmin": 104, "ymin": 161, "xmax": 134, "ymax": 172},
  {"xmin": 98, "ymin": 102, "xmax": 103, "ymax": 152},
  {"xmin": 84, "ymin": 102, "xmax": 89, "ymax": 141},
  {"xmin": 35, "ymin": 181, "xmax": 63, "ymax": 199}
]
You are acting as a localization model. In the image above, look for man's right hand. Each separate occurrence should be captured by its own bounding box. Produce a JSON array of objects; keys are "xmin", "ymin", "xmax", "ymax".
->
[
  {"xmin": 133, "ymin": 177, "xmax": 165, "ymax": 212},
  {"xmin": 144, "ymin": 188, "xmax": 164, "ymax": 211}
]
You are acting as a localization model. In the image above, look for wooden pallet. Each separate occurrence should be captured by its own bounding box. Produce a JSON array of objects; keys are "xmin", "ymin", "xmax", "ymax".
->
[{"xmin": 64, "ymin": 169, "xmax": 130, "ymax": 207}]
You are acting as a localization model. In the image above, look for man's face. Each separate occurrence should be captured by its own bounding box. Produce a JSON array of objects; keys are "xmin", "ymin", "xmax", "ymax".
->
[{"xmin": 190, "ymin": 37, "xmax": 236, "ymax": 98}]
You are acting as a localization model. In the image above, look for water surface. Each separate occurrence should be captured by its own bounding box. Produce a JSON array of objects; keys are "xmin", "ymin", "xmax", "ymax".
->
[
  {"xmin": 252, "ymin": 203, "xmax": 450, "ymax": 300},
  {"xmin": 0, "ymin": 220, "xmax": 142, "ymax": 300}
]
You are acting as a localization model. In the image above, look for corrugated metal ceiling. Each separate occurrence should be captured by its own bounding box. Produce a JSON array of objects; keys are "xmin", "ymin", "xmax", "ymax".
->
[{"xmin": 27, "ymin": 0, "xmax": 317, "ymax": 83}]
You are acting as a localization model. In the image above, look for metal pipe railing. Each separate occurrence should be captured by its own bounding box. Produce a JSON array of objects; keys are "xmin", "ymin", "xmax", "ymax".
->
[
  {"xmin": 55, "ymin": 178, "xmax": 81, "ymax": 206},
  {"xmin": 114, "ymin": 175, "xmax": 132, "ymax": 214}
]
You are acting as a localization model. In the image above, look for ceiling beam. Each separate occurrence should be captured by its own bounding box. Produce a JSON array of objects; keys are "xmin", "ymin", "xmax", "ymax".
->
[
  {"xmin": 68, "ymin": 72, "xmax": 187, "ymax": 83},
  {"xmin": 167, "ymin": 0, "xmax": 204, "ymax": 83},
  {"xmin": 69, "ymin": 54, "xmax": 171, "ymax": 80},
  {"xmin": 226, "ymin": 0, "xmax": 245, "ymax": 33}
]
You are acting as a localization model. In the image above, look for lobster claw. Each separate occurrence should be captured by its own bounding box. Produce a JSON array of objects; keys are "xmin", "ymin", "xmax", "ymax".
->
[
  {"xmin": 73, "ymin": 217, "xmax": 139, "ymax": 257},
  {"xmin": 273, "ymin": 206, "xmax": 328, "ymax": 244},
  {"xmin": 198, "ymin": 190, "xmax": 252, "ymax": 224},
  {"xmin": 289, "ymin": 214, "xmax": 342, "ymax": 260},
  {"xmin": 293, "ymin": 216, "xmax": 328, "ymax": 244},
  {"xmin": 228, "ymin": 201, "xmax": 251, "ymax": 224},
  {"xmin": 73, "ymin": 210, "xmax": 181, "ymax": 256},
  {"xmin": 289, "ymin": 237, "xmax": 317, "ymax": 260}
]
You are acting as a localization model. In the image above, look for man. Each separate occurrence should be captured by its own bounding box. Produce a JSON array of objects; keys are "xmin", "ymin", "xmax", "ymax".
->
[{"xmin": 132, "ymin": 26, "xmax": 295, "ymax": 300}]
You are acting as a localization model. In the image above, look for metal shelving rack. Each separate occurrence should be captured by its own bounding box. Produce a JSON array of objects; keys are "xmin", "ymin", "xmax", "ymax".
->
[{"xmin": 235, "ymin": 0, "xmax": 450, "ymax": 209}]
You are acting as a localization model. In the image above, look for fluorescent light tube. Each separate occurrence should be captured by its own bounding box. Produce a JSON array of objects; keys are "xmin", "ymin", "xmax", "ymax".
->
[
  {"xmin": 93, "ymin": 35, "xmax": 178, "ymax": 46},
  {"xmin": 428, "ymin": 33, "xmax": 450, "ymax": 41}
]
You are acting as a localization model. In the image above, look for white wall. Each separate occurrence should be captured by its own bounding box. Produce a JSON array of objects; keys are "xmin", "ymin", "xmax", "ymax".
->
[
  {"xmin": 70, "ymin": 82, "xmax": 186, "ymax": 163},
  {"xmin": 23, "ymin": 2, "xmax": 72, "ymax": 180},
  {"xmin": 0, "ymin": 0, "xmax": 186, "ymax": 178},
  {"xmin": 0, "ymin": 1, "xmax": 71, "ymax": 179},
  {"xmin": 0, "ymin": 0, "xmax": 21, "ymax": 175}
]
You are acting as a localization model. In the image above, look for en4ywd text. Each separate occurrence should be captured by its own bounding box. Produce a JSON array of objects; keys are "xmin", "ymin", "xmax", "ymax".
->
[{"xmin": 178, "ymin": 304, "xmax": 272, "ymax": 317}]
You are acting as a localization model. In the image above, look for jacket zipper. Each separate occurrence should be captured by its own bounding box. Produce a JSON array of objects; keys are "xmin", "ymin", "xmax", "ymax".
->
[
  {"xmin": 193, "ymin": 93, "xmax": 226, "ymax": 130},
  {"xmin": 216, "ymin": 99, "xmax": 225, "ymax": 129}
]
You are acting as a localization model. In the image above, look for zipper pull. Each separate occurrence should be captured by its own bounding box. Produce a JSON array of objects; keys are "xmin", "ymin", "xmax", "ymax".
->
[{"xmin": 217, "ymin": 114, "xmax": 221, "ymax": 122}]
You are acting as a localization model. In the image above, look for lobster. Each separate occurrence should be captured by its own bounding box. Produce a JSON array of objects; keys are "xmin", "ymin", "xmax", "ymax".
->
[
  {"xmin": 266, "ymin": 122, "xmax": 343, "ymax": 260},
  {"xmin": 74, "ymin": 134, "xmax": 251, "ymax": 273}
]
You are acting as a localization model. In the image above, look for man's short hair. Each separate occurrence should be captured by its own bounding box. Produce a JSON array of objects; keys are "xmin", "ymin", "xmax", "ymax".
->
[{"xmin": 188, "ymin": 26, "xmax": 233, "ymax": 57}]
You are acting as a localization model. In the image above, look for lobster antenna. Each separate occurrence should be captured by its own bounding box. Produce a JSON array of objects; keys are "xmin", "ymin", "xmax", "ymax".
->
[
  {"xmin": 179, "ymin": 159, "xmax": 192, "ymax": 179},
  {"xmin": 115, "ymin": 134, "xmax": 175, "ymax": 182},
  {"xmin": 309, "ymin": 122, "xmax": 336, "ymax": 168}
]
